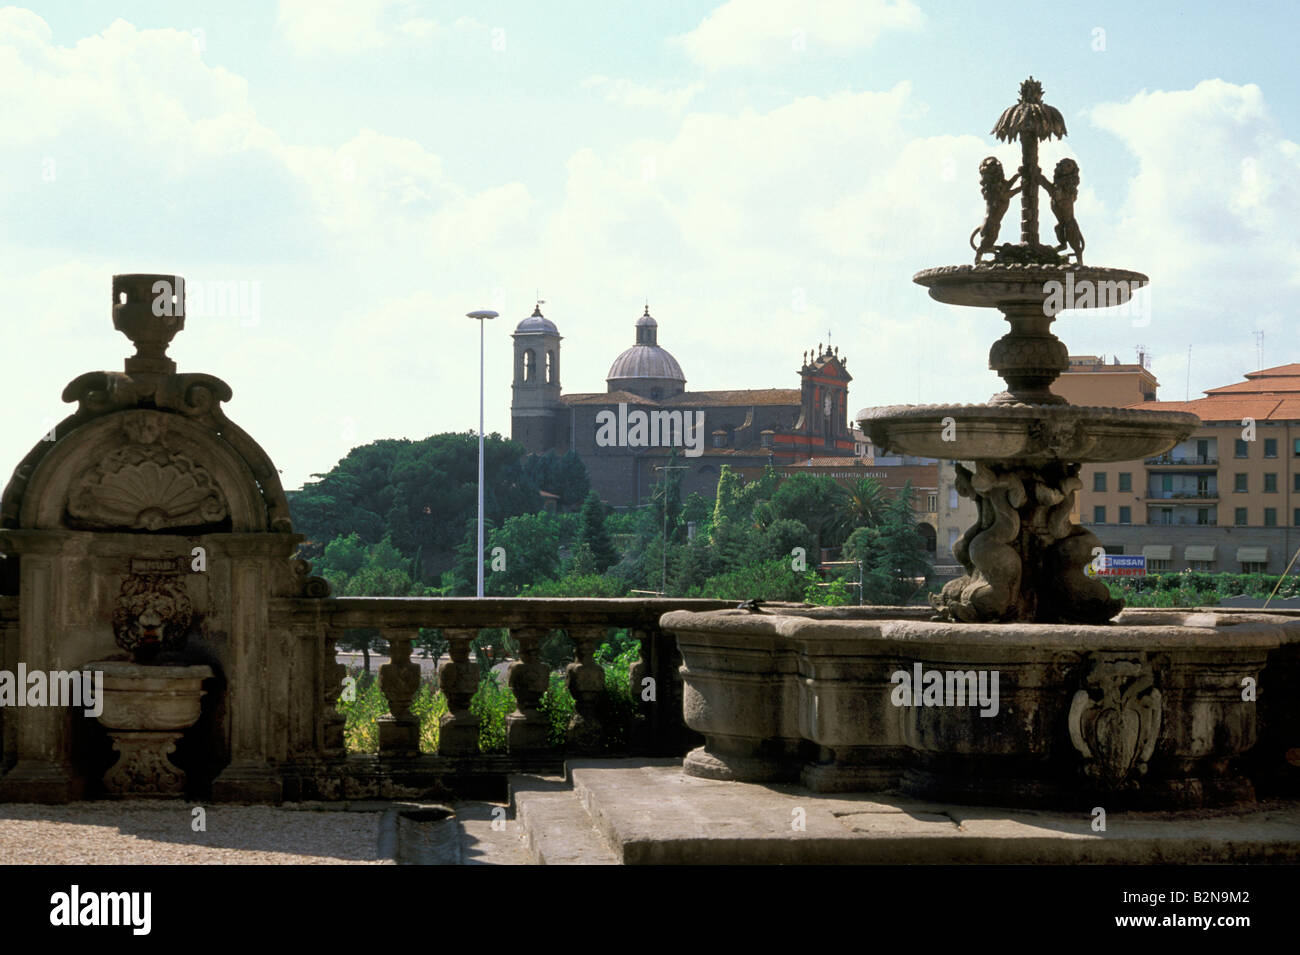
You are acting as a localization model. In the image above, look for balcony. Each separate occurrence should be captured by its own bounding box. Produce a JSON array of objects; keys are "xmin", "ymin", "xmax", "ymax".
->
[
  {"xmin": 1147, "ymin": 517, "xmax": 1218, "ymax": 526},
  {"xmin": 1144, "ymin": 491, "xmax": 1219, "ymax": 501},
  {"xmin": 1149, "ymin": 457, "xmax": 1216, "ymax": 467}
]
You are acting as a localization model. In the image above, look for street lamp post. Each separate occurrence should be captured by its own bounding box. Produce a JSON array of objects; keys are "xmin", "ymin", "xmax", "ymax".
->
[{"xmin": 467, "ymin": 309, "xmax": 498, "ymax": 598}]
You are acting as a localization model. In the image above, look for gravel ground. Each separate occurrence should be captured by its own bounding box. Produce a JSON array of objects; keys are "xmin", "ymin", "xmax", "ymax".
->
[{"xmin": 0, "ymin": 802, "xmax": 391, "ymax": 865}]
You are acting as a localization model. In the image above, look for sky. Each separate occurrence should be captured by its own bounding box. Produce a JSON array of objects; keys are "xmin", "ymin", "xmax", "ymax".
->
[{"xmin": 2, "ymin": 1, "xmax": 1298, "ymax": 489}]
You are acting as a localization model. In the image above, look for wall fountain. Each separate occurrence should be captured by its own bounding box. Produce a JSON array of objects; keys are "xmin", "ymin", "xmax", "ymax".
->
[{"xmin": 663, "ymin": 79, "xmax": 1300, "ymax": 810}]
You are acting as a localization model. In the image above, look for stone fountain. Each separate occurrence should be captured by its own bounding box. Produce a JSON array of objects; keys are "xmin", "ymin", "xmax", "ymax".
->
[{"xmin": 662, "ymin": 79, "xmax": 1300, "ymax": 810}]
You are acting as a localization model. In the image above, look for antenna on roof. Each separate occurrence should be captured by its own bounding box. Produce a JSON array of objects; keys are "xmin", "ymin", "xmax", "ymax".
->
[{"xmin": 1186, "ymin": 344, "xmax": 1192, "ymax": 401}]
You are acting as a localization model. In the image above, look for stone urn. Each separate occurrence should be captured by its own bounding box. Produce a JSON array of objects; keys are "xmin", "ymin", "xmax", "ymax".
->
[{"xmin": 88, "ymin": 661, "xmax": 212, "ymax": 797}]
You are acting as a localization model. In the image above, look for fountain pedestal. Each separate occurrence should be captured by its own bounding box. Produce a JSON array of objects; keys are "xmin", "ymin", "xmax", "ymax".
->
[{"xmin": 89, "ymin": 661, "xmax": 212, "ymax": 797}]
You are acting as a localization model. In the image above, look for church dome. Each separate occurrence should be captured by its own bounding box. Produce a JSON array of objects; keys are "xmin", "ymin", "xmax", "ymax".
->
[
  {"xmin": 514, "ymin": 303, "xmax": 558, "ymax": 335},
  {"xmin": 606, "ymin": 306, "xmax": 685, "ymax": 389},
  {"xmin": 607, "ymin": 346, "xmax": 685, "ymax": 382}
]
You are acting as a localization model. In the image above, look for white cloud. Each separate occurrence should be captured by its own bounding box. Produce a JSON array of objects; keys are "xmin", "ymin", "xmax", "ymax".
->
[
  {"xmin": 582, "ymin": 75, "xmax": 704, "ymax": 113},
  {"xmin": 1080, "ymin": 80, "xmax": 1300, "ymax": 391},
  {"xmin": 276, "ymin": 0, "xmax": 457, "ymax": 55},
  {"xmin": 676, "ymin": 0, "xmax": 923, "ymax": 71}
]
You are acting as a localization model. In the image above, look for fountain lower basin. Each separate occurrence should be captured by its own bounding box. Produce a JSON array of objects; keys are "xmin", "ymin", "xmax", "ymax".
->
[{"xmin": 662, "ymin": 606, "xmax": 1300, "ymax": 810}]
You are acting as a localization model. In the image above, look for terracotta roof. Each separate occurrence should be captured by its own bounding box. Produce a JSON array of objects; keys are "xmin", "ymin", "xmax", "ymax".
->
[
  {"xmin": 1205, "ymin": 377, "xmax": 1300, "ymax": 395},
  {"xmin": 561, "ymin": 388, "xmax": 800, "ymax": 408},
  {"xmin": 561, "ymin": 391, "xmax": 659, "ymax": 406},
  {"xmin": 1246, "ymin": 363, "xmax": 1300, "ymax": 377},
  {"xmin": 1130, "ymin": 397, "xmax": 1283, "ymax": 421},
  {"xmin": 663, "ymin": 388, "xmax": 800, "ymax": 407},
  {"xmin": 791, "ymin": 456, "xmax": 877, "ymax": 467}
]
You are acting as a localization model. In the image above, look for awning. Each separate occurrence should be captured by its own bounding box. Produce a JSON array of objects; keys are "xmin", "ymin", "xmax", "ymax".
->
[
  {"xmin": 1236, "ymin": 546, "xmax": 1269, "ymax": 563},
  {"xmin": 1142, "ymin": 545, "xmax": 1172, "ymax": 560},
  {"xmin": 1185, "ymin": 545, "xmax": 1217, "ymax": 562}
]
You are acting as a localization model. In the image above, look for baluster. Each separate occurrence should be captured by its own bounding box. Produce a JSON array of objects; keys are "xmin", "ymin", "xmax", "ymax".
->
[
  {"xmin": 438, "ymin": 628, "xmax": 480, "ymax": 756},
  {"xmin": 321, "ymin": 628, "xmax": 348, "ymax": 757},
  {"xmin": 629, "ymin": 627, "xmax": 653, "ymax": 754},
  {"xmin": 377, "ymin": 629, "xmax": 420, "ymax": 756},
  {"xmin": 508, "ymin": 627, "xmax": 551, "ymax": 753},
  {"xmin": 565, "ymin": 626, "xmax": 606, "ymax": 753}
]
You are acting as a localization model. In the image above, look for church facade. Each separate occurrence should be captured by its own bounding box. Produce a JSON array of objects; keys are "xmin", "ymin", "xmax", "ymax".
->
[{"xmin": 510, "ymin": 304, "xmax": 858, "ymax": 507}]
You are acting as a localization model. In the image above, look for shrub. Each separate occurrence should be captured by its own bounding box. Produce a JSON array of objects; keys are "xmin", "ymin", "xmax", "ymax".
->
[{"xmin": 336, "ymin": 638, "xmax": 644, "ymax": 755}]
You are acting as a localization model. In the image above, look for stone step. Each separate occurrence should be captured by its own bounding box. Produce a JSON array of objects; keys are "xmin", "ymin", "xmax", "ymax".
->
[
  {"xmin": 567, "ymin": 758, "xmax": 1300, "ymax": 865},
  {"xmin": 510, "ymin": 774, "xmax": 620, "ymax": 865}
]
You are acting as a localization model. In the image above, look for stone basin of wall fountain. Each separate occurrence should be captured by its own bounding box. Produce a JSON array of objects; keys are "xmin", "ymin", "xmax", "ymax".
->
[{"xmin": 663, "ymin": 79, "xmax": 1300, "ymax": 811}]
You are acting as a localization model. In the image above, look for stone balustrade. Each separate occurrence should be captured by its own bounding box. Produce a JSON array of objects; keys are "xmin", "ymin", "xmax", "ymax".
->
[{"xmin": 257, "ymin": 596, "xmax": 736, "ymax": 801}]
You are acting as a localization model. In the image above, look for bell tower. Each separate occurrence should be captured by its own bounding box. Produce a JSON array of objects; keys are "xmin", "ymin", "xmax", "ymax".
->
[{"xmin": 510, "ymin": 302, "xmax": 563, "ymax": 453}]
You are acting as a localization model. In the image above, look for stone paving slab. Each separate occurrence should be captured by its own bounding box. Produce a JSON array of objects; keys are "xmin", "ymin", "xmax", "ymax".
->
[
  {"xmin": 0, "ymin": 799, "xmax": 539, "ymax": 865},
  {"xmin": 567, "ymin": 760, "xmax": 1300, "ymax": 865},
  {"xmin": 0, "ymin": 801, "xmax": 391, "ymax": 865},
  {"xmin": 455, "ymin": 800, "xmax": 533, "ymax": 865}
]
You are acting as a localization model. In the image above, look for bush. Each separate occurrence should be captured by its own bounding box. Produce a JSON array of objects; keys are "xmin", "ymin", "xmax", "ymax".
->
[
  {"xmin": 336, "ymin": 670, "xmax": 387, "ymax": 753},
  {"xmin": 470, "ymin": 677, "xmax": 515, "ymax": 753}
]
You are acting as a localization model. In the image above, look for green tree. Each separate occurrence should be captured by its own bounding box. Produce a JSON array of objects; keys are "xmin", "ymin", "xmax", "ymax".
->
[
  {"xmin": 763, "ymin": 518, "xmax": 817, "ymax": 564},
  {"xmin": 690, "ymin": 557, "xmax": 812, "ymax": 602},
  {"xmin": 318, "ymin": 534, "xmax": 431, "ymax": 672},
  {"xmin": 770, "ymin": 473, "xmax": 849, "ymax": 551},
  {"xmin": 289, "ymin": 432, "xmax": 543, "ymax": 584},
  {"xmin": 483, "ymin": 511, "xmax": 563, "ymax": 595},
  {"xmin": 838, "ymin": 477, "xmax": 888, "ymax": 536},
  {"xmin": 578, "ymin": 490, "xmax": 618, "ymax": 571},
  {"xmin": 858, "ymin": 484, "xmax": 931, "ymax": 605}
]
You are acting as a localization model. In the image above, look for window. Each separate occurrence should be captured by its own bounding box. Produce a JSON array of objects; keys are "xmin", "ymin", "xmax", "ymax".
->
[
  {"xmin": 1118, "ymin": 472, "xmax": 1132, "ymax": 492},
  {"xmin": 1147, "ymin": 559, "xmax": 1169, "ymax": 572},
  {"xmin": 1294, "ymin": 438, "xmax": 1300, "ymax": 457},
  {"xmin": 1241, "ymin": 561, "xmax": 1268, "ymax": 574},
  {"xmin": 1092, "ymin": 506, "xmax": 1106, "ymax": 524},
  {"xmin": 1295, "ymin": 473, "xmax": 1300, "ymax": 493},
  {"xmin": 1197, "ymin": 508, "xmax": 1211, "ymax": 525},
  {"xmin": 1265, "ymin": 508, "xmax": 1277, "ymax": 527},
  {"xmin": 1189, "ymin": 560, "xmax": 1214, "ymax": 572},
  {"xmin": 712, "ymin": 432, "xmax": 727, "ymax": 449},
  {"xmin": 1235, "ymin": 473, "xmax": 1248, "ymax": 492},
  {"xmin": 1093, "ymin": 472, "xmax": 1107, "ymax": 492},
  {"xmin": 545, "ymin": 350, "xmax": 555, "ymax": 384},
  {"xmin": 522, "ymin": 349, "xmax": 535, "ymax": 381},
  {"xmin": 949, "ymin": 488, "xmax": 959, "ymax": 509},
  {"xmin": 1235, "ymin": 439, "xmax": 1249, "ymax": 458},
  {"xmin": 1265, "ymin": 438, "xmax": 1278, "ymax": 458},
  {"xmin": 926, "ymin": 493, "xmax": 938, "ymax": 512},
  {"xmin": 1119, "ymin": 506, "xmax": 1131, "ymax": 524},
  {"xmin": 1235, "ymin": 507, "xmax": 1248, "ymax": 526},
  {"xmin": 1295, "ymin": 508, "xmax": 1300, "ymax": 527},
  {"xmin": 1161, "ymin": 474, "xmax": 1173, "ymax": 493},
  {"xmin": 1265, "ymin": 473, "xmax": 1278, "ymax": 493}
]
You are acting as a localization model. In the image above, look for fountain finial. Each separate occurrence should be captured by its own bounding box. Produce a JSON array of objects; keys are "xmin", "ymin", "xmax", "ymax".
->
[{"xmin": 982, "ymin": 78, "xmax": 1071, "ymax": 263}]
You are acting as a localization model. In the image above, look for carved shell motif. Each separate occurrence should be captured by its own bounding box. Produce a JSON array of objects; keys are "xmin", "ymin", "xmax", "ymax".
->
[{"xmin": 67, "ymin": 445, "xmax": 229, "ymax": 531}]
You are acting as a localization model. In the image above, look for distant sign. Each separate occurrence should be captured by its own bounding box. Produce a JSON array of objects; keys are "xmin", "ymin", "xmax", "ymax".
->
[{"xmin": 1087, "ymin": 554, "xmax": 1147, "ymax": 577}]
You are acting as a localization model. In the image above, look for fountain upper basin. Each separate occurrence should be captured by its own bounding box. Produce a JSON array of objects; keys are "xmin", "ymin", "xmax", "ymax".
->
[
  {"xmin": 858, "ymin": 403, "xmax": 1200, "ymax": 464},
  {"xmin": 914, "ymin": 263, "xmax": 1148, "ymax": 309}
]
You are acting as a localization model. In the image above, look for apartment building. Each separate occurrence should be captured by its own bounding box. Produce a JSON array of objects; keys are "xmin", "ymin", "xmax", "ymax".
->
[{"xmin": 1058, "ymin": 359, "xmax": 1300, "ymax": 574}]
